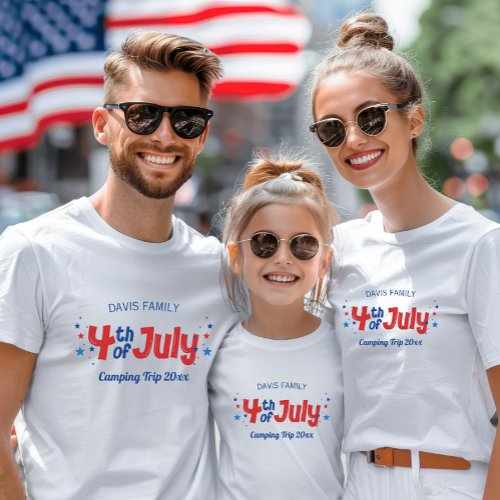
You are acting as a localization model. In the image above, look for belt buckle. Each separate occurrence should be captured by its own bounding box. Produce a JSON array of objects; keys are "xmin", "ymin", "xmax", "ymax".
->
[
  {"xmin": 366, "ymin": 450, "xmax": 383, "ymax": 467},
  {"xmin": 366, "ymin": 447, "xmax": 394, "ymax": 468}
]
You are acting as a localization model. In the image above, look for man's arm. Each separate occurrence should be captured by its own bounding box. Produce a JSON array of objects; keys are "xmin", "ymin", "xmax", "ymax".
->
[
  {"xmin": 0, "ymin": 342, "xmax": 36, "ymax": 500},
  {"xmin": 484, "ymin": 365, "xmax": 500, "ymax": 499}
]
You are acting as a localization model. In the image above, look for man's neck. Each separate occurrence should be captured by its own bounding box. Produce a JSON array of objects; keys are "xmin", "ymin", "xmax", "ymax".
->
[{"xmin": 90, "ymin": 181, "xmax": 175, "ymax": 243}]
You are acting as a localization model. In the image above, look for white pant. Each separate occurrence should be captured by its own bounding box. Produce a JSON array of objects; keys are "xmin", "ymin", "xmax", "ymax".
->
[{"xmin": 342, "ymin": 452, "xmax": 488, "ymax": 500}]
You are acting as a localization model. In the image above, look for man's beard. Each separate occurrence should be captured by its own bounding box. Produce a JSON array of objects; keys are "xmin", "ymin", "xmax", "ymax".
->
[{"xmin": 108, "ymin": 141, "xmax": 196, "ymax": 199}]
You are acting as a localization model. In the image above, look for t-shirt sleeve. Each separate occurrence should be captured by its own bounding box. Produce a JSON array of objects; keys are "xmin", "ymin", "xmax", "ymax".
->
[
  {"xmin": 0, "ymin": 226, "xmax": 44, "ymax": 353},
  {"xmin": 467, "ymin": 227, "xmax": 500, "ymax": 369}
]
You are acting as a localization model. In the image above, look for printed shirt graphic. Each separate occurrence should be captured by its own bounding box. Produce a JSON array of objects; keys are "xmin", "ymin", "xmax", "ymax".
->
[
  {"xmin": 0, "ymin": 197, "xmax": 237, "ymax": 500},
  {"xmin": 209, "ymin": 321, "xmax": 344, "ymax": 500},
  {"xmin": 328, "ymin": 204, "xmax": 500, "ymax": 461}
]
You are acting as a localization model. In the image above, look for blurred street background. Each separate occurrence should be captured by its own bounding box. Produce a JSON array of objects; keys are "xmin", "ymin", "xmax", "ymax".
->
[{"xmin": 1, "ymin": 0, "xmax": 499, "ymax": 234}]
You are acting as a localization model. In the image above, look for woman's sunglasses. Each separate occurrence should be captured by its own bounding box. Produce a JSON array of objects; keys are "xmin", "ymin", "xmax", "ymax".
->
[
  {"xmin": 309, "ymin": 102, "xmax": 410, "ymax": 148},
  {"xmin": 104, "ymin": 102, "xmax": 213, "ymax": 139},
  {"xmin": 236, "ymin": 231, "xmax": 328, "ymax": 261}
]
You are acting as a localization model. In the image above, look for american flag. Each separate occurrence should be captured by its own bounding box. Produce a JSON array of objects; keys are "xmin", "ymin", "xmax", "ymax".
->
[{"xmin": 0, "ymin": 0, "xmax": 312, "ymax": 152}]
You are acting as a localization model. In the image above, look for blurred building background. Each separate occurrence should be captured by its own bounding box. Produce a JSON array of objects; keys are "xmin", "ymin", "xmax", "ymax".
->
[{"xmin": 1, "ymin": 0, "xmax": 499, "ymax": 234}]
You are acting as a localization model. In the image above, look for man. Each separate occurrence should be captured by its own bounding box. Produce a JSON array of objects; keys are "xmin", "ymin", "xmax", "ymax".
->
[{"xmin": 0, "ymin": 32, "xmax": 236, "ymax": 499}]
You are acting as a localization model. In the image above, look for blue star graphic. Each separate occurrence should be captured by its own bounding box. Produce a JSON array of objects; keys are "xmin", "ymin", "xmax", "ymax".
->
[
  {"xmin": 76, "ymin": 347, "xmax": 85, "ymax": 356},
  {"xmin": 234, "ymin": 415, "xmax": 241, "ymax": 421},
  {"xmin": 207, "ymin": 323, "xmax": 213, "ymax": 329},
  {"xmin": 323, "ymin": 414, "xmax": 330, "ymax": 421},
  {"xmin": 203, "ymin": 347, "xmax": 212, "ymax": 356},
  {"xmin": 435, "ymin": 305, "xmax": 439, "ymax": 309},
  {"xmin": 74, "ymin": 323, "xmax": 80, "ymax": 329},
  {"xmin": 432, "ymin": 321, "xmax": 438, "ymax": 328},
  {"xmin": 343, "ymin": 321, "xmax": 349, "ymax": 328},
  {"xmin": 342, "ymin": 304, "xmax": 346, "ymax": 309},
  {"xmin": 89, "ymin": 346, "xmax": 95, "ymax": 352}
]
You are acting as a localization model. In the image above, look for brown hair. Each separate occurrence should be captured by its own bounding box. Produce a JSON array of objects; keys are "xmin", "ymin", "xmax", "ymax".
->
[
  {"xmin": 311, "ymin": 13, "xmax": 428, "ymax": 156},
  {"xmin": 222, "ymin": 151, "xmax": 338, "ymax": 313},
  {"xmin": 103, "ymin": 31, "xmax": 223, "ymax": 103}
]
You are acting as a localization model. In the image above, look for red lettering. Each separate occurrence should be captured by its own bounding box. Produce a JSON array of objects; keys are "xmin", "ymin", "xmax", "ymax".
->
[
  {"xmin": 243, "ymin": 398, "xmax": 263, "ymax": 424},
  {"xmin": 132, "ymin": 326, "xmax": 154, "ymax": 359},
  {"xmin": 351, "ymin": 306, "xmax": 371, "ymax": 330},
  {"xmin": 88, "ymin": 324, "xmax": 116, "ymax": 360}
]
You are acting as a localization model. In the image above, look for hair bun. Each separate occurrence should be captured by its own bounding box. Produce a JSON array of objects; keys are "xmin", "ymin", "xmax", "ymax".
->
[
  {"xmin": 242, "ymin": 153, "xmax": 324, "ymax": 193},
  {"xmin": 338, "ymin": 13, "xmax": 394, "ymax": 51}
]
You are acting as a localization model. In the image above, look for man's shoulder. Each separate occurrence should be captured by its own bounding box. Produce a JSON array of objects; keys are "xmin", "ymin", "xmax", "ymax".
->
[
  {"xmin": 1, "ymin": 199, "xmax": 83, "ymax": 251},
  {"xmin": 173, "ymin": 216, "xmax": 222, "ymax": 258},
  {"xmin": 6, "ymin": 198, "xmax": 83, "ymax": 239}
]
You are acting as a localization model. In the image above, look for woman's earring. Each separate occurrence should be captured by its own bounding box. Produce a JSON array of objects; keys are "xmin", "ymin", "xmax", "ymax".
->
[{"xmin": 305, "ymin": 276, "xmax": 328, "ymax": 316}]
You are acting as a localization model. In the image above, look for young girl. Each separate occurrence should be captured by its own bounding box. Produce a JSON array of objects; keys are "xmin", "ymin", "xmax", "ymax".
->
[
  {"xmin": 309, "ymin": 12, "xmax": 500, "ymax": 500},
  {"xmin": 208, "ymin": 154, "xmax": 344, "ymax": 499}
]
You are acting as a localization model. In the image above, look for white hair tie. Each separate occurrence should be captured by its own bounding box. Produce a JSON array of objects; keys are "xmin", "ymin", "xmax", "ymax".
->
[{"xmin": 278, "ymin": 172, "xmax": 303, "ymax": 182}]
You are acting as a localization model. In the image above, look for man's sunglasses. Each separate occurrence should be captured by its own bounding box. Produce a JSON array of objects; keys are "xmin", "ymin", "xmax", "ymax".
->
[
  {"xmin": 104, "ymin": 102, "xmax": 213, "ymax": 139},
  {"xmin": 309, "ymin": 102, "xmax": 410, "ymax": 148},
  {"xmin": 236, "ymin": 231, "xmax": 328, "ymax": 261}
]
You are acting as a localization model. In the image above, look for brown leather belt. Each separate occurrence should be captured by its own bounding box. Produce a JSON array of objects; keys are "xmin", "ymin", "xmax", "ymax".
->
[{"xmin": 362, "ymin": 448, "xmax": 471, "ymax": 470}]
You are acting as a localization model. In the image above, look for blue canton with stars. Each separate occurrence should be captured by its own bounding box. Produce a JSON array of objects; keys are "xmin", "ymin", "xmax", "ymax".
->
[{"xmin": 0, "ymin": 0, "xmax": 105, "ymax": 82}]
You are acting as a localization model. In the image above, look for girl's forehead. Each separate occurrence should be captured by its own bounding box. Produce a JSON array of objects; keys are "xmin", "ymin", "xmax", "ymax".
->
[{"xmin": 243, "ymin": 203, "xmax": 323, "ymax": 235}]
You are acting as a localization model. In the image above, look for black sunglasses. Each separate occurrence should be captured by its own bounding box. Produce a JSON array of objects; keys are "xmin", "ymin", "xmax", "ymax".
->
[
  {"xmin": 309, "ymin": 102, "xmax": 410, "ymax": 148},
  {"xmin": 236, "ymin": 231, "xmax": 328, "ymax": 261},
  {"xmin": 104, "ymin": 102, "xmax": 213, "ymax": 139}
]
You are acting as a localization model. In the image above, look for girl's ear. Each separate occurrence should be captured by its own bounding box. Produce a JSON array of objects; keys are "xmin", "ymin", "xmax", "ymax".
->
[
  {"xmin": 409, "ymin": 103, "xmax": 425, "ymax": 139},
  {"xmin": 227, "ymin": 242, "xmax": 242, "ymax": 275},
  {"xmin": 319, "ymin": 247, "xmax": 333, "ymax": 279}
]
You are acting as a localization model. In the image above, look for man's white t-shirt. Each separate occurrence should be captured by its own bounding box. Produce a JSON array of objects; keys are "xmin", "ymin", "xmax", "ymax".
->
[
  {"xmin": 328, "ymin": 203, "xmax": 500, "ymax": 461},
  {"xmin": 209, "ymin": 321, "xmax": 344, "ymax": 500},
  {"xmin": 0, "ymin": 197, "xmax": 236, "ymax": 500}
]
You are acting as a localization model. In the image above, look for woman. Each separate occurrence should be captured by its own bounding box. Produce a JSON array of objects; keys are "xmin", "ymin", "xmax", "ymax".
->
[{"xmin": 309, "ymin": 12, "xmax": 500, "ymax": 500}]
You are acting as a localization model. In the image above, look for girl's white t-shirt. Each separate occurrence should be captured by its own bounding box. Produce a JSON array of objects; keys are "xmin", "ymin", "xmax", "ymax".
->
[{"xmin": 209, "ymin": 320, "xmax": 344, "ymax": 500}]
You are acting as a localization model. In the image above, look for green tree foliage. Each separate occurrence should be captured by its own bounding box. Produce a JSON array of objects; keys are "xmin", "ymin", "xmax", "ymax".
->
[{"xmin": 409, "ymin": 0, "xmax": 500, "ymax": 191}]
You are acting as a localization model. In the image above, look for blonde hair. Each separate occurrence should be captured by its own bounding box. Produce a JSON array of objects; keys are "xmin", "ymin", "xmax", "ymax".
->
[
  {"xmin": 222, "ymin": 152, "xmax": 338, "ymax": 313},
  {"xmin": 311, "ymin": 13, "xmax": 429, "ymax": 157},
  {"xmin": 103, "ymin": 31, "xmax": 223, "ymax": 103}
]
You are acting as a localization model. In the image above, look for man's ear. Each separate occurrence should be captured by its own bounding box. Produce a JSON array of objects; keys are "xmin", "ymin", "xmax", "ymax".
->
[
  {"xmin": 227, "ymin": 242, "xmax": 242, "ymax": 275},
  {"xmin": 92, "ymin": 107, "xmax": 110, "ymax": 146},
  {"xmin": 409, "ymin": 103, "xmax": 425, "ymax": 140}
]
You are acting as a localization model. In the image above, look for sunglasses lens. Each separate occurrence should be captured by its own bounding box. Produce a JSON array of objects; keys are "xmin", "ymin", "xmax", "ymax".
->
[
  {"xmin": 250, "ymin": 232, "xmax": 279, "ymax": 258},
  {"xmin": 125, "ymin": 104, "xmax": 162, "ymax": 134},
  {"xmin": 314, "ymin": 119, "xmax": 345, "ymax": 148},
  {"xmin": 290, "ymin": 234, "xmax": 320, "ymax": 260},
  {"xmin": 171, "ymin": 108, "xmax": 209, "ymax": 139},
  {"xmin": 358, "ymin": 105, "xmax": 387, "ymax": 136}
]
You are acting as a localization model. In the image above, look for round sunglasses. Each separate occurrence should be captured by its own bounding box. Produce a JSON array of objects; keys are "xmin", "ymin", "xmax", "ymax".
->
[
  {"xmin": 104, "ymin": 102, "xmax": 213, "ymax": 139},
  {"xmin": 236, "ymin": 231, "xmax": 328, "ymax": 261},
  {"xmin": 309, "ymin": 102, "xmax": 410, "ymax": 148}
]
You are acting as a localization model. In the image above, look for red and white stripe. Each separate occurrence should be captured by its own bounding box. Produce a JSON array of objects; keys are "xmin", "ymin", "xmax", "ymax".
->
[
  {"xmin": 0, "ymin": 0, "xmax": 311, "ymax": 152},
  {"xmin": 105, "ymin": 1, "xmax": 312, "ymax": 100}
]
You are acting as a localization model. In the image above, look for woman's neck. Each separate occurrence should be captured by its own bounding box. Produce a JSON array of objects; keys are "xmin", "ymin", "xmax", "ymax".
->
[{"xmin": 370, "ymin": 166, "xmax": 456, "ymax": 233}]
